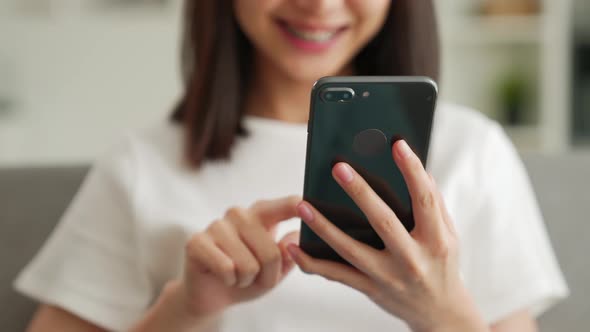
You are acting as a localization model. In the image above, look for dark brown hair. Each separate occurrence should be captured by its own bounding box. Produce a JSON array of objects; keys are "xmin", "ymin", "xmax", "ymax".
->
[{"xmin": 172, "ymin": 0, "xmax": 440, "ymax": 168}]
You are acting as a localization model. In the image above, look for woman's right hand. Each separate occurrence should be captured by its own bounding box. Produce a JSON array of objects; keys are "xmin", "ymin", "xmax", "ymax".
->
[{"xmin": 180, "ymin": 196, "xmax": 301, "ymax": 318}]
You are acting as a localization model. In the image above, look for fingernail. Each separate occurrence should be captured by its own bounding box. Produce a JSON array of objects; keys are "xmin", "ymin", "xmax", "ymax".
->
[
  {"xmin": 333, "ymin": 163, "xmax": 354, "ymax": 183},
  {"xmin": 297, "ymin": 202, "xmax": 314, "ymax": 222},
  {"xmin": 397, "ymin": 140, "xmax": 412, "ymax": 158}
]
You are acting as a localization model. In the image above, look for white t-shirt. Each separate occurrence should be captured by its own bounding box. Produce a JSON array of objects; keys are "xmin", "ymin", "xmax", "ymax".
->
[{"xmin": 15, "ymin": 102, "xmax": 568, "ymax": 332}]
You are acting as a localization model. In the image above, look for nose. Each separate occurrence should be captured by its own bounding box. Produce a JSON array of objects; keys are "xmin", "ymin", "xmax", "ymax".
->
[{"xmin": 292, "ymin": 0, "xmax": 344, "ymax": 15}]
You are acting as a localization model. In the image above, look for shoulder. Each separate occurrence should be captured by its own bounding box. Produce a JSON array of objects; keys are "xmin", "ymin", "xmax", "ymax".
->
[
  {"xmin": 128, "ymin": 120, "xmax": 184, "ymax": 164},
  {"xmin": 100, "ymin": 120, "xmax": 184, "ymax": 173},
  {"xmin": 83, "ymin": 120, "xmax": 185, "ymax": 199}
]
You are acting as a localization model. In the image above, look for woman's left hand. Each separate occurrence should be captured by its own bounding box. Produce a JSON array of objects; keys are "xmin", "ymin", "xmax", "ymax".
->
[{"xmin": 287, "ymin": 140, "xmax": 489, "ymax": 332}]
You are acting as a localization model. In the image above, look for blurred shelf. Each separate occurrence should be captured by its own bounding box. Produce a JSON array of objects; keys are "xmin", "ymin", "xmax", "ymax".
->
[
  {"xmin": 0, "ymin": 0, "xmax": 181, "ymax": 21},
  {"xmin": 444, "ymin": 15, "xmax": 542, "ymax": 46}
]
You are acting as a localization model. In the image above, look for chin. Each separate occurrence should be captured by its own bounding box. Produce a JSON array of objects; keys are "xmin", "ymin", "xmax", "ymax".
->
[{"xmin": 281, "ymin": 59, "xmax": 349, "ymax": 83}]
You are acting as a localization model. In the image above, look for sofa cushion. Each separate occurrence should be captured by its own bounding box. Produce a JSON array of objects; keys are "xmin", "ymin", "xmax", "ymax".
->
[
  {"xmin": 523, "ymin": 153, "xmax": 590, "ymax": 331},
  {"xmin": 0, "ymin": 166, "xmax": 88, "ymax": 331}
]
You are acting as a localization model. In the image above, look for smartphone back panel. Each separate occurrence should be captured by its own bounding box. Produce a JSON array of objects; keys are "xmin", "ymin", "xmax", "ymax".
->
[{"xmin": 301, "ymin": 76, "xmax": 437, "ymax": 263}]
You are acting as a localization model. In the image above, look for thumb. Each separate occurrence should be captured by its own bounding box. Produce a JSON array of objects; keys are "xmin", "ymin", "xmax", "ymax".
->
[{"xmin": 277, "ymin": 231, "xmax": 300, "ymax": 277}]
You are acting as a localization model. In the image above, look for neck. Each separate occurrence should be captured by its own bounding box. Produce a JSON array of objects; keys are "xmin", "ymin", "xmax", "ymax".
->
[{"xmin": 244, "ymin": 55, "xmax": 352, "ymax": 124}]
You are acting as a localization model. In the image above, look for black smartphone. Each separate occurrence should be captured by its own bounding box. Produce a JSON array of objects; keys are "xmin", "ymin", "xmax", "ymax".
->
[{"xmin": 300, "ymin": 76, "xmax": 438, "ymax": 264}]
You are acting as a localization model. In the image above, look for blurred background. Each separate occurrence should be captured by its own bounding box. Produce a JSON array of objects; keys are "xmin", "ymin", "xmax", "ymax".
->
[{"xmin": 0, "ymin": 0, "xmax": 588, "ymax": 164}]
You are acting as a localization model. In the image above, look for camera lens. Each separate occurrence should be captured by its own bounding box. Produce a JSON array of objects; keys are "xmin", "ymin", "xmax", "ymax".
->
[{"xmin": 321, "ymin": 87, "xmax": 355, "ymax": 102}]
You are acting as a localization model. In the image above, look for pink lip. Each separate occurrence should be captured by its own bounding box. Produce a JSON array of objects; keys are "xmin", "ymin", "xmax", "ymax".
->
[{"xmin": 276, "ymin": 20, "xmax": 347, "ymax": 54}]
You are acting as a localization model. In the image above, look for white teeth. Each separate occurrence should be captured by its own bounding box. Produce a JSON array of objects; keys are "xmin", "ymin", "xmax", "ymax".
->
[{"xmin": 285, "ymin": 25, "xmax": 337, "ymax": 42}]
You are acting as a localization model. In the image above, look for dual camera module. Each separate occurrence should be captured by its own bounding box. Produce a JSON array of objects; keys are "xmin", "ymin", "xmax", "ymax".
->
[{"xmin": 321, "ymin": 87, "xmax": 369, "ymax": 103}]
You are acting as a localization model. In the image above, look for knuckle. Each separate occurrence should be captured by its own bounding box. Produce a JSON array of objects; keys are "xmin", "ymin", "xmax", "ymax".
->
[
  {"xmin": 417, "ymin": 190, "xmax": 437, "ymax": 209},
  {"xmin": 297, "ymin": 258, "xmax": 315, "ymax": 275},
  {"xmin": 338, "ymin": 244, "xmax": 361, "ymax": 263},
  {"xmin": 225, "ymin": 206, "xmax": 247, "ymax": 221},
  {"xmin": 390, "ymin": 278, "xmax": 407, "ymax": 293},
  {"xmin": 262, "ymin": 248, "xmax": 282, "ymax": 266},
  {"xmin": 185, "ymin": 233, "xmax": 205, "ymax": 260},
  {"xmin": 217, "ymin": 259, "xmax": 235, "ymax": 276},
  {"xmin": 378, "ymin": 216, "xmax": 398, "ymax": 238},
  {"xmin": 208, "ymin": 219, "xmax": 226, "ymax": 233},
  {"xmin": 378, "ymin": 272, "xmax": 406, "ymax": 293},
  {"xmin": 430, "ymin": 238, "xmax": 451, "ymax": 258},
  {"xmin": 238, "ymin": 261, "xmax": 261, "ymax": 277},
  {"xmin": 348, "ymin": 181, "xmax": 368, "ymax": 199},
  {"xmin": 403, "ymin": 259, "xmax": 426, "ymax": 284}
]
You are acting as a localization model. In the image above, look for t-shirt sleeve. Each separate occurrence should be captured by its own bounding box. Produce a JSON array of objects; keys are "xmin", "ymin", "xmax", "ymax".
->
[
  {"xmin": 14, "ymin": 137, "xmax": 153, "ymax": 331},
  {"xmin": 460, "ymin": 123, "xmax": 569, "ymax": 324}
]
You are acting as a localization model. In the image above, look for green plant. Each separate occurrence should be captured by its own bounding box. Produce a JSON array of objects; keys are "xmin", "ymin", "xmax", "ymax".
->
[{"xmin": 496, "ymin": 70, "xmax": 531, "ymax": 125}]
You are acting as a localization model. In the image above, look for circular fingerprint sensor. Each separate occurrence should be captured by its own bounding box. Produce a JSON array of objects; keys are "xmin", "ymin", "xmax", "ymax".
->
[{"xmin": 352, "ymin": 129, "xmax": 388, "ymax": 157}]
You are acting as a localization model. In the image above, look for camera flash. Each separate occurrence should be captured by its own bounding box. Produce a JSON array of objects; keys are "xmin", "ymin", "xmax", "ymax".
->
[{"xmin": 362, "ymin": 91, "xmax": 370, "ymax": 98}]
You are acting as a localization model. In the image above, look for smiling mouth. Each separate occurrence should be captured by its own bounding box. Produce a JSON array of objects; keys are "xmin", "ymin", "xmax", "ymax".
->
[{"xmin": 277, "ymin": 20, "xmax": 348, "ymax": 43}]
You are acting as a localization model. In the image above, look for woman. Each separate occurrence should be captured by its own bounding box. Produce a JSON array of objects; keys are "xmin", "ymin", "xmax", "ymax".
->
[{"xmin": 16, "ymin": 1, "xmax": 567, "ymax": 331}]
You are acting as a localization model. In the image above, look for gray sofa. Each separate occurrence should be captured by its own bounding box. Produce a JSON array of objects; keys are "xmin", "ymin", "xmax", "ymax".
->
[{"xmin": 1, "ymin": 154, "xmax": 589, "ymax": 331}]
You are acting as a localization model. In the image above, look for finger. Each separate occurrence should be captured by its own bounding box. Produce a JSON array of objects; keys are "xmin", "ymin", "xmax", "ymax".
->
[
  {"xmin": 250, "ymin": 195, "xmax": 301, "ymax": 229},
  {"xmin": 392, "ymin": 140, "xmax": 447, "ymax": 244},
  {"xmin": 277, "ymin": 231, "xmax": 300, "ymax": 276},
  {"xmin": 236, "ymin": 218, "xmax": 283, "ymax": 288},
  {"xmin": 296, "ymin": 201, "xmax": 383, "ymax": 279},
  {"xmin": 209, "ymin": 220, "xmax": 261, "ymax": 288},
  {"xmin": 286, "ymin": 243, "xmax": 377, "ymax": 297},
  {"xmin": 331, "ymin": 162, "xmax": 414, "ymax": 253},
  {"xmin": 185, "ymin": 233, "xmax": 237, "ymax": 287}
]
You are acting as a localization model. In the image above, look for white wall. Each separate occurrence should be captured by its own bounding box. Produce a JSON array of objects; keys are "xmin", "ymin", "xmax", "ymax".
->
[
  {"xmin": 0, "ymin": 4, "xmax": 182, "ymax": 165},
  {"xmin": 0, "ymin": 0, "xmax": 579, "ymax": 165}
]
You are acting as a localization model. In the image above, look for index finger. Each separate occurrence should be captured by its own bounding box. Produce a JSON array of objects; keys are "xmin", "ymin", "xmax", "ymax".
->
[
  {"xmin": 250, "ymin": 195, "xmax": 301, "ymax": 229},
  {"xmin": 331, "ymin": 163, "xmax": 415, "ymax": 254}
]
